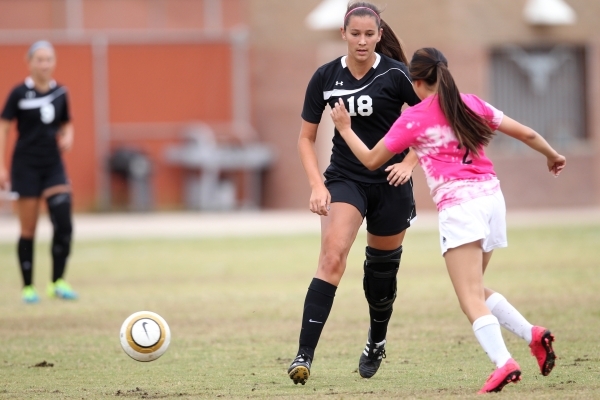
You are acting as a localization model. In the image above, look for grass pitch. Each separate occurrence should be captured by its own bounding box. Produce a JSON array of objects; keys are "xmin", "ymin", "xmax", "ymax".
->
[{"xmin": 0, "ymin": 224, "xmax": 599, "ymax": 399}]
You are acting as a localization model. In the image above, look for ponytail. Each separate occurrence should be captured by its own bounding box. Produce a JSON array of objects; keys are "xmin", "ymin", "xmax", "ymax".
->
[
  {"xmin": 376, "ymin": 19, "xmax": 408, "ymax": 64},
  {"xmin": 344, "ymin": 2, "xmax": 408, "ymax": 64},
  {"xmin": 409, "ymin": 48, "xmax": 494, "ymax": 156}
]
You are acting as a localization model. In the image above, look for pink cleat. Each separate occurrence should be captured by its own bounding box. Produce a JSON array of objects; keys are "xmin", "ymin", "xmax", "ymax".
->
[
  {"xmin": 478, "ymin": 358, "xmax": 521, "ymax": 394},
  {"xmin": 529, "ymin": 326, "xmax": 556, "ymax": 376}
]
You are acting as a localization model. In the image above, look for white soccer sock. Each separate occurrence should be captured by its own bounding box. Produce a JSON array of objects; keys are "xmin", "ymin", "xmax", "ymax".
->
[
  {"xmin": 473, "ymin": 314, "xmax": 512, "ymax": 368},
  {"xmin": 486, "ymin": 292, "xmax": 533, "ymax": 344}
]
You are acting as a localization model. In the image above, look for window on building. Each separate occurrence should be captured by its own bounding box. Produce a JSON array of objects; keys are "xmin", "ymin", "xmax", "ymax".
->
[{"xmin": 490, "ymin": 45, "xmax": 587, "ymax": 152}]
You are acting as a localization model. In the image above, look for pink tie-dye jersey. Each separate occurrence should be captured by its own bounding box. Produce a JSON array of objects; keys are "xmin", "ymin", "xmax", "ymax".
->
[{"xmin": 384, "ymin": 93, "xmax": 504, "ymax": 211}]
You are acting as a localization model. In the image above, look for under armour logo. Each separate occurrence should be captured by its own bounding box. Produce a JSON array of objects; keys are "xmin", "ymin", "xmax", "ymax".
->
[{"xmin": 335, "ymin": 81, "xmax": 343, "ymax": 86}]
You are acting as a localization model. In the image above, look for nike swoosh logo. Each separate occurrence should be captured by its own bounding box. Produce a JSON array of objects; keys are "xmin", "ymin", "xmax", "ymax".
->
[
  {"xmin": 373, "ymin": 318, "xmax": 389, "ymax": 323},
  {"xmin": 142, "ymin": 322, "xmax": 149, "ymax": 338},
  {"xmin": 308, "ymin": 319, "xmax": 323, "ymax": 324}
]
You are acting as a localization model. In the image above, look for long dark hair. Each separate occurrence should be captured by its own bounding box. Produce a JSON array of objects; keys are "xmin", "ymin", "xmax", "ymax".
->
[
  {"xmin": 409, "ymin": 47, "xmax": 495, "ymax": 156},
  {"xmin": 343, "ymin": 2, "xmax": 408, "ymax": 65}
]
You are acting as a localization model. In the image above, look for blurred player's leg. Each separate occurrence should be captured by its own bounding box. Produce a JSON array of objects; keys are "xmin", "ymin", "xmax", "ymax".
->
[
  {"xmin": 46, "ymin": 192, "xmax": 77, "ymax": 300},
  {"xmin": 17, "ymin": 197, "xmax": 40, "ymax": 303}
]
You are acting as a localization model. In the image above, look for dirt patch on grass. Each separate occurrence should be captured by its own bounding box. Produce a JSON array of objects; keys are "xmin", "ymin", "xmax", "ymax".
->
[
  {"xmin": 114, "ymin": 387, "xmax": 186, "ymax": 399},
  {"xmin": 31, "ymin": 361, "xmax": 54, "ymax": 368}
]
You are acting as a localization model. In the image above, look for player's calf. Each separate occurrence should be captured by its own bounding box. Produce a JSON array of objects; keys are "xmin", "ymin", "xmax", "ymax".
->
[{"xmin": 360, "ymin": 246, "xmax": 402, "ymax": 378}]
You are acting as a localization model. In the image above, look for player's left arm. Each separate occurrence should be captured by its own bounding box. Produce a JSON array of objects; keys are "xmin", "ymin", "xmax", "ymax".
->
[
  {"xmin": 58, "ymin": 122, "xmax": 74, "ymax": 152},
  {"xmin": 57, "ymin": 90, "xmax": 73, "ymax": 152},
  {"xmin": 330, "ymin": 98, "xmax": 394, "ymax": 171},
  {"xmin": 497, "ymin": 115, "xmax": 565, "ymax": 176}
]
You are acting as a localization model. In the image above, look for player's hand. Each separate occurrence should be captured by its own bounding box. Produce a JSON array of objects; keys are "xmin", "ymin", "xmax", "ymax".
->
[
  {"xmin": 0, "ymin": 166, "xmax": 10, "ymax": 191},
  {"xmin": 547, "ymin": 154, "xmax": 566, "ymax": 177},
  {"xmin": 385, "ymin": 162, "xmax": 413, "ymax": 186},
  {"xmin": 330, "ymin": 98, "xmax": 351, "ymax": 134},
  {"xmin": 58, "ymin": 132, "xmax": 73, "ymax": 152},
  {"xmin": 309, "ymin": 184, "xmax": 331, "ymax": 216}
]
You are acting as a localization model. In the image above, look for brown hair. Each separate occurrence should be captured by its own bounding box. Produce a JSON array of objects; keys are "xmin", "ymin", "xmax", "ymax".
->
[
  {"xmin": 409, "ymin": 48, "xmax": 494, "ymax": 156},
  {"xmin": 343, "ymin": 2, "xmax": 408, "ymax": 65}
]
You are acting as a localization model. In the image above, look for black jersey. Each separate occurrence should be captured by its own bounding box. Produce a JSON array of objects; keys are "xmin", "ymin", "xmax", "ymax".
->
[
  {"xmin": 1, "ymin": 77, "xmax": 70, "ymax": 165},
  {"xmin": 302, "ymin": 53, "xmax": 420, "ymax": 183}
]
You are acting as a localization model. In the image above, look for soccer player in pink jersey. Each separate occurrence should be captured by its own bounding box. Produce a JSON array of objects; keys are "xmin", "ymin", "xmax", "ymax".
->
[{"xmin": 330, "ymin": 47, "xmax": 564, "ymax": 394}]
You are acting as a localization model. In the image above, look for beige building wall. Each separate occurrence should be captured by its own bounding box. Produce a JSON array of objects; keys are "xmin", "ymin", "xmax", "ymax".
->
[{"xmin": 248, "ymin": 0, "xmax": 600, "ymax": 210}]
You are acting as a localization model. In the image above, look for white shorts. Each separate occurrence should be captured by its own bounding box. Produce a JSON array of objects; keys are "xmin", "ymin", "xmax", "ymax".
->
[{"xmin": 438, "ymin": 190, "xmax": 508, "ymax": 255}]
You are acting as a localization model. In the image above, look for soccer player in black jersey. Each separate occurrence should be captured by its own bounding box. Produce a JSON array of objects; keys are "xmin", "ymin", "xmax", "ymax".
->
[
  {"xmin": 0, "ymin": 41, "xmax": 78, "ymax": 303},
  {"xmin": 288, "ymin": 2, "xmax": 420, "ymax": 385}
]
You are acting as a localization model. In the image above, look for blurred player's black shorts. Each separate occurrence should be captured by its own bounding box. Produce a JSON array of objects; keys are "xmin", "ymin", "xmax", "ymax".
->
[{"xmin": 11, "ymin": 158, "xmax": 69, "ymax": 197}]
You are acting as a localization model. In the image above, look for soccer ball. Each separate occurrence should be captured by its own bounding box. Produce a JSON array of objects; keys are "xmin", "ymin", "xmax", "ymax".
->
[{"xmin": 119, "ymin": 311, "xmax": 171, "ymax": 362}]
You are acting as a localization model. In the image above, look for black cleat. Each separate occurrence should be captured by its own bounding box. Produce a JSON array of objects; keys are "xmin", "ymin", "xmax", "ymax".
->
[
  {"xmin": 358, "ymin": 332, "xmax": 386, "ymax": 378},
  {"xmin": 288, "ymin": 354, "xmax": 311, "ymax": 385}
]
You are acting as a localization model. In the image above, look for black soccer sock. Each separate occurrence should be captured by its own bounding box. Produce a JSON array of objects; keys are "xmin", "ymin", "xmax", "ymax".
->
[
  {"xmin": 297, "ymin": 277, "xmax": 337, "ymax": 360},
  {"xmin": 369, "ymin": 306, "xmax": 393, "ymax": 344},
  {"xmin": 47, "ymin": 193, "xmax": 73, "ymax": 282},
  {"xmin": 18, "ymin": 237, "xmax": 34, "ymax": 287},
  {"xmin": 367, "ymin": 247, "xmax": 400, "ymax": 344}
]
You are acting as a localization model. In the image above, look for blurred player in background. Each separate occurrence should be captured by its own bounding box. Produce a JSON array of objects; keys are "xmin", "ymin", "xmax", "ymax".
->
[
  {"xmin": 330, "ymin": 47, "xmax": 562, "ymax": 394},
  {"xmin": 0, "ymin": 40, "xmax": 78, "ymax": 303},
  {"xmin": 288, "ymin": 2, "xmax": 421, "ymax": 385}
]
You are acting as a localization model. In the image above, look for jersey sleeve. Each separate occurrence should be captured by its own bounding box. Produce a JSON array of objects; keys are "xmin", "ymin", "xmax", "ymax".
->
[
  {"xmin": 464, "ymin": 94, "xmax": 504, "ymax": 130},
  {"xmin": 60, "ymin": 89, "xmax": 71, "ymax": 123},
  {"xmin": 301, "ymin": 69, "xmax": 327, "ymax": 124},
  {"xmin": 397, "ymin": 63, "xmax": 420, "ymax": 107},
  {"xmin": 1, "ymin": 87, "xmax": 19, "ymax": 121},
  {"xmin": 383, "ymin": 110, "xmax": 419, "ymax": 154}
]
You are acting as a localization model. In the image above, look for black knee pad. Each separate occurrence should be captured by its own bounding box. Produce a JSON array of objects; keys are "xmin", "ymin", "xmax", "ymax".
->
[
  {"xmin": 47, "ymin": 193, "xmax": 73, "ymax": 255},
  {"xmin": 363, "ymin": 246, "xmax": 402, "ymax": 312}
]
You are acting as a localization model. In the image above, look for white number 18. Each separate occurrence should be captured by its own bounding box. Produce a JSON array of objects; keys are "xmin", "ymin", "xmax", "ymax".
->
[{"xmin": 346, "ymin": 95, "xmax": 373, "ymax": 117}]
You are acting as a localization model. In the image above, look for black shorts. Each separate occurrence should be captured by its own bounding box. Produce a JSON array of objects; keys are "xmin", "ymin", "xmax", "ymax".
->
[
  {"xmin": 324, "ymin": 170, "xmax": 416, "ymax": 236},
  {"xmin": 11, "ymin": 158, "xmax": 69, "ymax": 198}
]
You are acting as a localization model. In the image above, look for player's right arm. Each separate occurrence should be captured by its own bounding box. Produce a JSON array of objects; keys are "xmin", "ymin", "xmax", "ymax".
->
[
  {"xmin": 0, "ymin": 88, "xmax": 18, "ymax": 191},
  {"xmin": 0, "ymin": 118, "xmax": 10, "ymax": 190},
  {"xmin": 298, "ymin": 120, "xmax": 331, "ymax": 216},
  {"xmin": 497, "ymin": 116, "xmax": 566, "ymax": 176}
]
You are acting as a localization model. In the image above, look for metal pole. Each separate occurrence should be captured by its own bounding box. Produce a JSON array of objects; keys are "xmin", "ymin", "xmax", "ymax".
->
[
  {"xmin": 203, "ymin": 0, "xmax": 223, "ymax": 33},
  {"xmin": 231, "ymin": 28, "xmax": 250, "ymax": 126},
  {"xmin": 92, "ymin": 36, "xmax": 111, "ymax": 211},
  {"xmin": 230, "ymin": 28, "xmax": 257, "ymax": 207},
  {"xmin": 65, "ymin": 0, "xmax": 84, "ymax": 36}
]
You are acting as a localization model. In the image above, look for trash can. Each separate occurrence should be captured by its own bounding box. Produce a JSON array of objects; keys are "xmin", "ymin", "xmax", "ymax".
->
[{"xmin": 109, "ymin": 148, "xmax": 153, "ymax": 211}]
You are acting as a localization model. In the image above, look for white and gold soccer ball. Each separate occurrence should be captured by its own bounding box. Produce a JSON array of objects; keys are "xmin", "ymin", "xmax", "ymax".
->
[{"xmin": 119, "ymin": 311, "xmax": 171, "ymax": 362}]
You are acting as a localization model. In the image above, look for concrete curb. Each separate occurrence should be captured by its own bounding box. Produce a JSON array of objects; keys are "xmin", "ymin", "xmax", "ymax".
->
[{"xmin": 0, "ymin": 208, "xmax": 599, "ymax": 243}]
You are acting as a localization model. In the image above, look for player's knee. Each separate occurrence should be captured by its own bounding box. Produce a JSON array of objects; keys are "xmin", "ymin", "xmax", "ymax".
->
[
  {"xmin": 363, "ymin": 246, "xmax": 402, "ymax": 312},
  {"xmin": 20, "ymin": 226, "xmax": 36, "ymax": 239},
  {"xmin": 458, "ymin": 297, "xmax": 487, "ymax": 322},
  {"xmin": 318, "ymin": 250, "xmax": 347, "ymax": 278}
]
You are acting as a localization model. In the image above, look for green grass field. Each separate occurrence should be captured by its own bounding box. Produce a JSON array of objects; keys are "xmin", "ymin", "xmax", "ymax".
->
[{"xmin": 0, "ymin": 224, "xmax": 599, "ymax": 399}]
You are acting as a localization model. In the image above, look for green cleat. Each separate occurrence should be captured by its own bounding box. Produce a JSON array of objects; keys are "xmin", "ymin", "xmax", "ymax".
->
[
  {"xmin": 47, "ymin": 279, "xmax": 78, "ymax": 300},
  {"xmin": 22, "ymin": 286, "xmax": 40, "ymax": 304}
]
